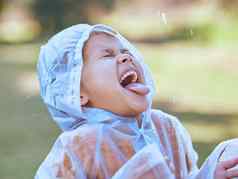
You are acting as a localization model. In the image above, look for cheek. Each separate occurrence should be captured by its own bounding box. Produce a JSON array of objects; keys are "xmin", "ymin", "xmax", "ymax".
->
[{"xmin": 83, "ymin": 62, "xmax": 118, "ymax": 93}]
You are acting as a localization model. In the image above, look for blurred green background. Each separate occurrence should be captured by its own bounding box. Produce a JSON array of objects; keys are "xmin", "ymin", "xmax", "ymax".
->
[{"xmin": 0, "ymin": 0, "xmax": 238, "ymax": 178}]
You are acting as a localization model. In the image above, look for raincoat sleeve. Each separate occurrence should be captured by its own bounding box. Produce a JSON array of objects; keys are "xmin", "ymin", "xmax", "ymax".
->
[
  {"xmin": 195, "ymin": 138, "xmax": 238, "ymax": 179},
  {"xmin": 166, "ymin": 112, "xmax": 238, "ymax": 179},
  {"xmin": 151, "ymin": 110, "xmax": 199, "ymax": 178},
  {"xmin": 169, "ymin": 115, "xmax": 199, "ymax": 178},
  {"xmin": 171, "ymin": 116, "xmax": 199, "ymax": 178}
]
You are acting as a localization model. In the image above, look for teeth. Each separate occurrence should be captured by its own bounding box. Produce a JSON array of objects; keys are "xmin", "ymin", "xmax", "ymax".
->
[{"xmin": 120, "ymin": 70, "xmax": 138, "ymax": 84}]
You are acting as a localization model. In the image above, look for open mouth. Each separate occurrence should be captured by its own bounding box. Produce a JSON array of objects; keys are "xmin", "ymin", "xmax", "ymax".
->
[
  {"xmin": 119, "ymin": 69, "xmax": 149, "ymax": 96},
  {"xmin": 119, "ymin": 70, "xmax": 138, "ymax": 87}
]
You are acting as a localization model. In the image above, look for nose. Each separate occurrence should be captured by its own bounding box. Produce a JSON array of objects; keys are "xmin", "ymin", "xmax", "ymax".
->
[{"xmin": 117, "ymin": 54, "xmax": 133, "ymax": 64}]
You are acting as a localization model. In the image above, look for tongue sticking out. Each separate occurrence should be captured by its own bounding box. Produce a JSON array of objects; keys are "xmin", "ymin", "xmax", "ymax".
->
[{"xmin": 124, "ymin": 83, "xmax": 150, "ymax": 96}]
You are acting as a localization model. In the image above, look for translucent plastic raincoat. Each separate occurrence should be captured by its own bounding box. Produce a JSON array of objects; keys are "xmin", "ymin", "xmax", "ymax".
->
[{"xmin": 35, "ymin": 24, "xmax": 238, "ymax": 179}]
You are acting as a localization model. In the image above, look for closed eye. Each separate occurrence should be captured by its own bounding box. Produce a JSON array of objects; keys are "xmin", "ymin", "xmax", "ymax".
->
[
  {"xmin": 101, "ymin": 49, "xmax": 114, "ymax": 58},
  {"xmin": 121, "ymin": 49, "xmax": 133, "ymax": 56},
  {"xmin": 103, "ymin": 53, "xmax": 113, "ymax": 57}
]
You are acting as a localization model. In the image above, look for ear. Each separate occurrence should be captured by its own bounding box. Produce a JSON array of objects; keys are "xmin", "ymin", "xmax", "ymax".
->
[{"xmin": 80, "ymin": 90, "xmax": 89, "ymax": 106}]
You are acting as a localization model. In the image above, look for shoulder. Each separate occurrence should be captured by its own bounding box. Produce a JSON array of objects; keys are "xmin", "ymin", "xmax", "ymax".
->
[
  {"xmin": 151, "ymin": 109, "xmax": 180, "ymax": 128},
  {"xmin": 59, "ymin": 123, "xmax": 117, "ymax": 152},
  {"xmin": 151, "ymin": 109, "xmax": 176, "ymax": 120},
  {"xmin": 150, "ymin": 109, "xmax": 190, "ymax": 140},
  {"xmin": 58, "ymin": 124, "xmax": 102, "ymax": 150}
]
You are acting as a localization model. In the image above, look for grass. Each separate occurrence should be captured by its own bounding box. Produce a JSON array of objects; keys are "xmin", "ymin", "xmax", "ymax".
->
[
  {"xmin": 0, "ymin": 44, "xmax": 60, "ymax": 179},
  {"xmin": 140, "ymin": 43, "xmax": 238, "ymax": 112}
]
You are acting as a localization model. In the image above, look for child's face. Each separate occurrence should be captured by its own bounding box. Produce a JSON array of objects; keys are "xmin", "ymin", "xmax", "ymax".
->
[{"xmin": 80, "ymin": 32, "xmax": 150, "ymax": 117}]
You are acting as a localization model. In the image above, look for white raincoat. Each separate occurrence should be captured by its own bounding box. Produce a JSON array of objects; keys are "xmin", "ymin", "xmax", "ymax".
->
[{"xmin": 35, "ymin": 24, "xmax": 238, "ymax": 179}]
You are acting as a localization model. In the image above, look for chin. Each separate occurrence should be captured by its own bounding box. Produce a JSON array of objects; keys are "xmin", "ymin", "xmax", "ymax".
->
[
  {"xmin": 126, "ymin": 98, "xmax": 149, "ymax": 116},
  {"xmin": 118, "ymin": 87, "xmax": 149, "ymax": 115}
]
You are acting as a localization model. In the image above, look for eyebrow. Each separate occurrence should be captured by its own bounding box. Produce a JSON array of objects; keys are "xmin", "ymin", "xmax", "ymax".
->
[
  {"xmin": 120, "ymin": 48, "xmax": 130, "ymax": 53},
  {"xmin": 104, "ymin": 48, "xmax": 114, "ymax": 53},
  {"xmin": 100, "ymin": 48, "xmax": 130, "ymax": 54},
  {"xmin": 91, "ymin": 47, "xmax": 131, "ymax": 60}
]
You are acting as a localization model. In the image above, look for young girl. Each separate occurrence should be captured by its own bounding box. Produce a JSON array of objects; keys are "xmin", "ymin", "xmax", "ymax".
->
[{"xmin": 35, "ymin": 24, "xmax": 238, "ymax": 179}]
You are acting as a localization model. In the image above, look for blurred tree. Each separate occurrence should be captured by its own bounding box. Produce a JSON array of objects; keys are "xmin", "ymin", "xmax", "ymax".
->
[
  {"xmin": 33, "ymin": 0, "xmax": 116, "ymax": 35},
  {"xmin": 0, "ymin": 0, "xmax": 3, "ymax": 12},
  {"xmin": 33, "ymin": 0, "xmax": 64, "ymax": 34}
]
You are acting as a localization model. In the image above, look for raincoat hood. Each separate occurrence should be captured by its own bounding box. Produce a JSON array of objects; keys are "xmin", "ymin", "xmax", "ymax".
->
[{"xmin": 37, "ymin": 24, "xmax": 156, "ymax": 131}]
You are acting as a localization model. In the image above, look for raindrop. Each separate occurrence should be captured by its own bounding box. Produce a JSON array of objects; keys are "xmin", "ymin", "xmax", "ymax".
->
[{"xmin": 161, "ymin": 12, "xmax": 167, "ymax": 25}]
